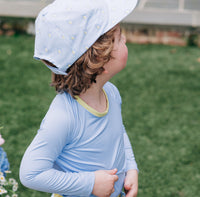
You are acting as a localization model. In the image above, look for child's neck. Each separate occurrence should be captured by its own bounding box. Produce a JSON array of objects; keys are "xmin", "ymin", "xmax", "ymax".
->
[{"xmin": 79, "ymin": 82, "xmax": 107, "ymax": 113}]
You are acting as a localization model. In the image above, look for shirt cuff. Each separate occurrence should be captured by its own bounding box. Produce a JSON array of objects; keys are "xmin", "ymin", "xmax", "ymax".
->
[{"xmin": 126, "ymin": 159, "xmax": 139, "ymax": 173}]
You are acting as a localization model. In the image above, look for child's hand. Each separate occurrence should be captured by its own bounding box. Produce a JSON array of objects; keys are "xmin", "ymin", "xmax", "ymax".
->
[
  {"xmin": 124, "ymin": 169, "xmax": 138, "ymax": 197},
  {"xmin": 92, "ymin": 168, "xmax": 118, "ymax": 197}
]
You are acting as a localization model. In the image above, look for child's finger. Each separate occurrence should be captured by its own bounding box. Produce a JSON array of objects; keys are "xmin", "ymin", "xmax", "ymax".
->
[
  {"xmin": 105, "ymin": 168, "xmax": 118, "ymax": 175},
  {"xmin": 124, "ymin": 183, "xmax": 131, "ymax": 191},
  {"xmin": 113, "ymin": 174, "xmax": 119, "ymax": 182}
]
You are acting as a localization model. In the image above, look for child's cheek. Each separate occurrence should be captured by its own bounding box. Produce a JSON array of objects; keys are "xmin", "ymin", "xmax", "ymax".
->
[{"xmin": 121, "ymin": 46, "xmax": 128, "ymax": 66}]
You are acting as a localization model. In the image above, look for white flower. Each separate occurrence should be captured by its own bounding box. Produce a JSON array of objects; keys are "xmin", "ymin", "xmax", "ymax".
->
[
  {"xmin": 12, "ymin": 184, "xmax": 18, "ymax": 192},
  {"xmin": 0, "ymin": 175, "xmax": 6, "ymax": 183},
  {"xmin": 5, "ymin": 195, "xmax": 10, "ymax": 197},
  {"xmin": 8, "ymin": 178, "xmax": 16, "ymax": 185},
  {"xmin": 0, "ymin": 187, "xmax": 7, "ymax": 194},
  {"xmin": 14, "ymin": 182, "xmax": 18, "ymax": 187},
  {"xmin": 12, "ymin": 194, "xmax": 18, "ymax": 197}
]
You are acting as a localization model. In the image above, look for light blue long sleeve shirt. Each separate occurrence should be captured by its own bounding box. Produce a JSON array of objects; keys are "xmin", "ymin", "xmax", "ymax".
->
[{"xmin": 20, "ymin": 82, "xmax": 138, "ymax": 197}]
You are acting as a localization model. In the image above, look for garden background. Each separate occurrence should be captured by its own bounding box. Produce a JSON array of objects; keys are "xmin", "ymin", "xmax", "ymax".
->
[{"xmin": 0, "ymin": 0, "xmax": 200, "ymax": 197}]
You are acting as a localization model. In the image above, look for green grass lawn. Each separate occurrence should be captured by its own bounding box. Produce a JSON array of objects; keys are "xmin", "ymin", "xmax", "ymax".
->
[{"xmin": 0, "ymin": 35, "xmax": 199, "ymax": 197}]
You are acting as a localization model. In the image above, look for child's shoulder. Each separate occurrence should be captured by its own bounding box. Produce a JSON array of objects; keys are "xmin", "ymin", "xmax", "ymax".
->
[
  {"xmin": 45, "ymin": 92, "xmax": 76, "ymax": 123},
  {"xmin": 40, "ymin": 92, "xmax": 76, "ymax": 133},
  {"xmin": 50, "ymin": 92, "xmax": 75, "ymax": 111},
  {"xmin": 104, "ymin": 82, "xmax": 122, "ymax": 104}
]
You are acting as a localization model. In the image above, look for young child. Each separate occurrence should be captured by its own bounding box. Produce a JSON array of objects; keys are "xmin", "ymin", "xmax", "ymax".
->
[{"xmin": 20, "ymin": 0, "xmax": 139, "ymax": 197}]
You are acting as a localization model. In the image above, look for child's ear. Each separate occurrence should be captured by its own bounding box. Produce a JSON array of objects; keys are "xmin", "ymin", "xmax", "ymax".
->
[
  {"xmin": 102, "ymin": 69, "xmax": 109, "ymax": 74},
  {"xmin": 102, "ymin": 66, "xmax": 109, "ymax": 74}
]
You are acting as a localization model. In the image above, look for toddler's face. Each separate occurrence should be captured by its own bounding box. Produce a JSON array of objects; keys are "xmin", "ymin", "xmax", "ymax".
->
[{"xmin": 104, "ymin": 25, "xmax": 128, "ymax": 77}]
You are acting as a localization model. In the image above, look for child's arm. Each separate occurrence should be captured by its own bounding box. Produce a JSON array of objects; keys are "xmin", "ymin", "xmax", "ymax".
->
[
  {"xmin": 19, "ymin": 96, "xmax": 97, "ymax": 196},
  {"xmin": 123, "ymin": 130, "xmax": 138, "ymax": 172},
  {"xmin": 123, "ymin": 126, "xmax": 139, "ymax": 197},
  {"xmin": 20, "ymin": 121, "xmax": 118, "ymax": 197},
  {"xmin": 19, "ymin": 119, "xmax": 95, "ymax": 196},
  {"xmin": 21, "ymin": 138, "xmax": 117, "ymax": 197}
]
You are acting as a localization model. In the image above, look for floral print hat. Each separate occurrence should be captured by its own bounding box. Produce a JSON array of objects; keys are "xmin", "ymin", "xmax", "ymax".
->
[{"xmin": 34, "ymin": 0, "xmax": 138, "ymax": 75}]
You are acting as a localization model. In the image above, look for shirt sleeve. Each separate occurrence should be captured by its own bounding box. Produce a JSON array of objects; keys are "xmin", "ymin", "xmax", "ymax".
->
[
  {"xmin": 123, "ymin": 125, "xmax": 139, "ymax": 173},
  {"xmin": 19, "ymin": 94, "xmax": 95, "ymax": 196},
  {"xmin": 105, "ymin": 82, "xmax": 139, "ymax": 173}
]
